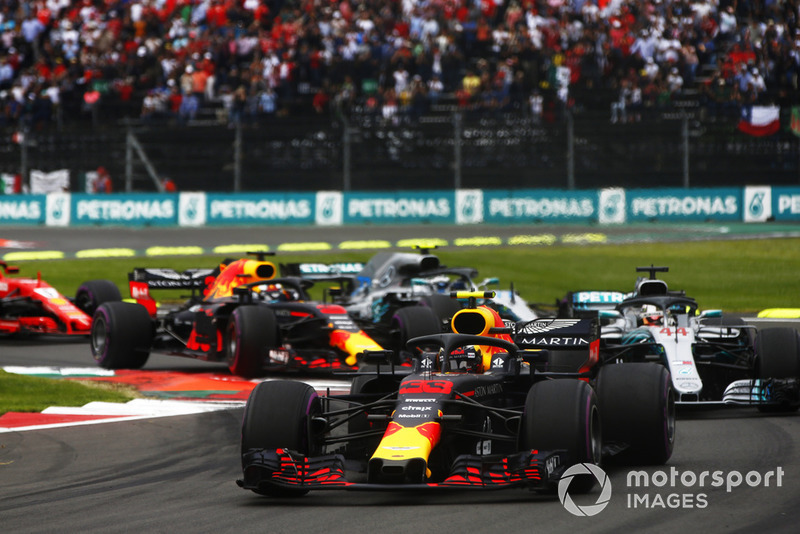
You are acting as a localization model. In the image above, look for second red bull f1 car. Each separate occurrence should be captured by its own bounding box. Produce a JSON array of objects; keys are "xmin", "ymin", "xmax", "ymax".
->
[
  {"xmin": 238, "ymin": 291, "xmax": 675, "ymax": 496},
  {"xmin": 90, "ymin": 254, "xmax": 384, "ymax": 377}
]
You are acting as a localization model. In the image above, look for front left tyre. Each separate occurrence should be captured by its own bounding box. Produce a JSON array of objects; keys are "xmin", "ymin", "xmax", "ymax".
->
[
  {"xmin": 241, "ymin": 380, "xmax": 321, "ymax": 497},
  {"xmin": 225, "ymin": 306, "xmax": 277, "ymax": 378},
  {"xmin": 75, "ymin": 279, "xmax": 122, "ymax": 316}
]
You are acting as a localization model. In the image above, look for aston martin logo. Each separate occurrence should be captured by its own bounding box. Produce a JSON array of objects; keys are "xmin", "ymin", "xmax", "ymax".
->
[{"xmin": 519, "ymin": 319, "xmax": 581, "ymax": 334}]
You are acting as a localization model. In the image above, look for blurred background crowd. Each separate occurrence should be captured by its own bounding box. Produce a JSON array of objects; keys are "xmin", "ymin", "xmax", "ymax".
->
[{"xmin": 0, "ymin": 0, "xmax": 798, "ymax": 129}]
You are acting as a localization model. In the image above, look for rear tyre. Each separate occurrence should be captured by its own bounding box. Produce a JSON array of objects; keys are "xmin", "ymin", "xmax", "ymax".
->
[
  {"xmin": 419, "ymin": 294, "xmax": 462, "ymax": 322},
  {"xmin": 75, "ymin": 280, "xmax": 122, "ymax": 316},
  {"xmin": 226, "ymin": 306, "xmax": 277, "ymax": 378},
  {"xmin": 519, "ymin": 379, "xmax": 601, "ymax": 493},
  {"xmin": 391, "ymin": 306, "xmax": 442, "ymax": 358},
  {"xmin": 241, "ymin": 381, "xmax": 321, "ymax": 497},
  {"xmin": 91, "ymin": 302, "xmax": 152, "ymax": 369},
  {"xmin": 756, "ymin": 327, "xmax": 800, "ymax": 412},
  {"xmin": 596, "ymin": 363, "xmax": 675, "ymax": 465}
]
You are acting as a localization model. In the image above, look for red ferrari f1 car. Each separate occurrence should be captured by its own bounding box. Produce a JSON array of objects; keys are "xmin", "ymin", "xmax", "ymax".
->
[
  {"xmin": 0, "ymin": 261, "xmax": 120, "ymax": 336},
  {"xmin": 90, "ymin": 253, "xmax": 386, "ymax": 377},
  {"xmin": 238, "ymin": 291, "xmax": 675, "ymax": 496}
]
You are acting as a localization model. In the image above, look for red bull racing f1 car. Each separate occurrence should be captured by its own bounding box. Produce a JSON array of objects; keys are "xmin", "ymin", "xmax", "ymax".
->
[
  {"xmin": 238, "ymin": 291, "xmax": 675, "ymax": 496},
  {"xmin": 0, "ymin": 261, "xmax": 120, "ymax": 336},
  {"xmin": 90, "ymin": 253, "xmax": 384, "ymax": 377}
]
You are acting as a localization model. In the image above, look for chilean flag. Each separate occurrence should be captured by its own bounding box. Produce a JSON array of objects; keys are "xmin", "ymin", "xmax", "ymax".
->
[{"xmin": 738, "ymin": 105, "xmax": 780, "ymax": 136}]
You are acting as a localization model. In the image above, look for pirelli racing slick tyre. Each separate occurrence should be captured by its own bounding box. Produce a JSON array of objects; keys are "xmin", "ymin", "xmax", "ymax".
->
[
  {"xmin": 519, "ymin": 379, "xmax": 601, "ymax": 494},
  {"xmin": 226, "ymin": 306, "xmax": 277, "ymax": 378},
  {"xmin": 241, "ymin": 380, "xmax": 321, "ymax": 497},
  {"xmin": 391, "ymin": 306, "xmax": 442, "ymax": 360},
  {"xmin": 419, "ymin": 294, "xmax": 463, "ymax": 322},
  {"xmin": 75, "ymin": 279, "xmax": 122, "ymax": 316},
  {"xmin": 755, "ymin": 327, "xmax": 800, "ymax": 413},
  {"xmin": 91, "ymin": 302, "xmax": 153, "ymax": 370},
  {"xmin": 596, "ymin": 363, "xmax": 675, "ymax": 465}
]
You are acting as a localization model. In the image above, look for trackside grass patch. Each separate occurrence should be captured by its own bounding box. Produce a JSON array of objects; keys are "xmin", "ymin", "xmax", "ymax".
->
[
  {"xmin": 8, "ymin": 238, "xmax": 799, "ymax": 313},
  {"xmin": 0, "ymin": 370, "xmax": 138, "ymax": 414}
]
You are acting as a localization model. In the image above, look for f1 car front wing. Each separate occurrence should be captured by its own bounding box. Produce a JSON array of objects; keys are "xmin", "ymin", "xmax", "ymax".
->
[{"xmin": 238, "ymin": 448, "xmax": 570, "ymax": 493}]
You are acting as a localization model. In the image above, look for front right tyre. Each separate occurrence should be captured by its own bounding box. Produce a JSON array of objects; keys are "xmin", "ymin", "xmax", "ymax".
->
[
  {"xmin": 755, "ymin": 327, "xmax": 800, "ymax": 412},
  {"xmin": 519, "ymin": 379, "xmax": 601, "ymax": 493},
  {"xmin": 596, "ymin": 363, "xmax": 675, "ymax": 465}
]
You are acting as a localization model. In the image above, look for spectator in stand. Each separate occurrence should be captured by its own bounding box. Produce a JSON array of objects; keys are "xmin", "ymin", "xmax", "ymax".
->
[
  {"xmin": 748, "ymin": 67, "xmax": 766, "ymax": 100},
  {"xmin": 427, "ymin": 73, "xmax": 443, "ymax": 105},
  {"xmin": 162, "ymin": 177, "xmax": 177, "ymax": 192},
  {"xmin": 0, "ymin": 0, "xmax": 793, "ymax": 128},
  {"xmin": 95, "ymin": 166, "xmax": 112, "ymax": 194},
  {"xmin": 719, "ymin": 6, "xmax": 738, "ymax": 42},
  {"xmin": 0, "ymin": 55, "xmax": 13, "ymax": 90},
  {"xmin": 702, "ymin": 72, "xmax": 739, "ymax": 119},
  {"xmin": 666, "ymin": 67, "xmax": 684, "ymax": 94},
  {"xmin": 642, "ymin": 57, "xmax": 660, "ymax": 82},
  {"xmin": 179, "ymin": 90, "xmax": 199, "ymax": 123}
]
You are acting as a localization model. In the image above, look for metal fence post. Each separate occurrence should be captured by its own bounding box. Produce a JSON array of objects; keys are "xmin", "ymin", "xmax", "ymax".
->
[
  {"xmin": 234, "ymin": 122, "xmax": 242, "ymax": 192},
  {"xmin": 19, "ymin": 126, "xmax": 29, "ymax": 190},
  {"xmin": 454, "ymin": 111, "xmax": 462, "ymax": 190},
  {"xmin": 125, "ymin": 126, "xmax": 133, "ymax": 192},
  {"xmin": 343, "ymin": 116, "xmax": 351, "ymax": 191},
  {"xmin": 567, "ymin": 111, "xmax": 575, "ymax": 190},
  {"xmin": 682, "ymin": 115, "xmax": 690, "ymax": 188}
]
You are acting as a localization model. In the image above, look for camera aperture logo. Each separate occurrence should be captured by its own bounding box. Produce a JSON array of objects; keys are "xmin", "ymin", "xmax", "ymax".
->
[{"xmin": 558, "ymin": 463, "xmax": 612, "ymax": 517}]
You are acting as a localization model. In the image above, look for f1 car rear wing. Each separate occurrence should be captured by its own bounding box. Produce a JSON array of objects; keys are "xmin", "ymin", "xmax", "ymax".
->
[
  {"xmin": 561, "ymin": 290, "xmax": 627, "ymax": 318},
  {"xmin": 515, "ymin": 317, "xmax": 600, "ymax": 349},
  {"xmin": 280, "ymin": 262, "xmax": 365, "ymax": 280},
  {"xmin": 128, "ymin": 267, "xmax": 216, "ymax": 314},
  {"xmin": 515, "ymin": 317, "xmax": 601, "ymax": 376}
]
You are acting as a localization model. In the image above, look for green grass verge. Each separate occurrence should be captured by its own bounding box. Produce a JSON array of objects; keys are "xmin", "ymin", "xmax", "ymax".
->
[
  {"xmin": 0, "ymin": 369, "xmax": 138, "ymax": 414},
  {"xmin": 7, "ymin": 237, "xmax": 800, "ymax": 313}
]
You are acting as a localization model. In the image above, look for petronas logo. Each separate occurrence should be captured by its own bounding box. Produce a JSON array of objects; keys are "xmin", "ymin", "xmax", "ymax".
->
[
  {"xmin": 321, "ymin": 196, "xmax": 335, "ymax": 219},
  {"xmin": 748, "ymin": 192, "xmax": 764, "ymax": 218}
]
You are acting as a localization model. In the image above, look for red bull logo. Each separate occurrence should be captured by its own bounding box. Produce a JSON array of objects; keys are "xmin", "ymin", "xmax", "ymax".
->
[{"xmin": 371, "ymin": 421, "xmax": 442, "ymax": 465}]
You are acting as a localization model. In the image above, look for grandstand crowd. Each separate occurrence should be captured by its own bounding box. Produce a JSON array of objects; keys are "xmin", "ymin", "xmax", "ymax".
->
[{"xmin": 0, "ymin": 0, "xmax": 798, "ymax": 129}]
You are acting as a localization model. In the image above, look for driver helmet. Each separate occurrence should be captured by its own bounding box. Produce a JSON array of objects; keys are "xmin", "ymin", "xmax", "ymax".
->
[
  {"xmin": 639, "ymin": 304, "xmax": 663, "ymax": 326},
  {"xmin": 438, "ymin": 345, "xmax": 484, "ymax": 373},
  {"xmin": 262, "ymin": 284, "xmax": 294, "ymax": 302}
]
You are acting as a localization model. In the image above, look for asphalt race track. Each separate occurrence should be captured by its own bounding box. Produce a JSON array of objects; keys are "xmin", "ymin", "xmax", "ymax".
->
[
  {"xmin": 2, "ymin": 338, "xmax": 800, "ymax": 534},
  {"xmin": 2, "ymin": 225, "xmax": 800, "ymax": 533}
]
